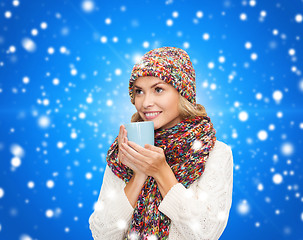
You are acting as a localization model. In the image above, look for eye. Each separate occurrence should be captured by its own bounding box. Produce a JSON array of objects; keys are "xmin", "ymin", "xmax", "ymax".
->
[
  {"xmin": 135, "ymin": 89, "xmax": 143, "ymax": 95},
  {"xmin": 155, "ymin": 87, "xmax": 163, "ymax": 93}
]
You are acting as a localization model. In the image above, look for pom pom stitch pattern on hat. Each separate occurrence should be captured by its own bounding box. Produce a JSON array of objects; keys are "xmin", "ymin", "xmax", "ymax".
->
[{"xmin": 129, "ymin": 47, "xmax": 196, "ymax": 104}]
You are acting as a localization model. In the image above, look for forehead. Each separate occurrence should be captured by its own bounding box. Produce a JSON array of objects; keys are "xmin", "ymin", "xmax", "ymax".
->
[{"xmin": 134, "ymin": 76, "xmax": 165, "ymax": 87}]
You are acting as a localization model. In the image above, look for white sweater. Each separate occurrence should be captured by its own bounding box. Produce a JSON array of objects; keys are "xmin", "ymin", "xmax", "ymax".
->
[{"xmin": 89, "ymin": 140, "xmax": 233, "ymax": 240}]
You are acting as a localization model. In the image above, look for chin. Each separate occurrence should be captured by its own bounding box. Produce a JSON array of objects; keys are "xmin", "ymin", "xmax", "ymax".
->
[
  {"xmin": 155, "ymin": 122, "xmax": 168, "ymax": 130},
  {"xmin": 154, "ymin": 125, "xmax": 161, "ymax": 130},
  {"xmin": 150, "ymin": 120, "xmax": 160, "ymax": 130}
]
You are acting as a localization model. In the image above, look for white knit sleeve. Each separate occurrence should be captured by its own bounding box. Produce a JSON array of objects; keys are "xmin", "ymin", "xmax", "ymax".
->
[
  {"xmin": 89, "ymin": 165, "xmax": 134, "ymax": 240},
  {"xmin": 158, "ymin": 141, "xmax": 233, "ymax": 240}
]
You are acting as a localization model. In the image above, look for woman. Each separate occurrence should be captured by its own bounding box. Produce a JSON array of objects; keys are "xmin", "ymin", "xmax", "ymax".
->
[{"xmin": 89, "ymin": 47, "xmax": 233, "ymax": 240}]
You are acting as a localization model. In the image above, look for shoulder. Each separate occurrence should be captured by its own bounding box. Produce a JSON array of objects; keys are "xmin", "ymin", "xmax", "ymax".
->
[
  {"xmin": 192, "ymin": 140, "xmax": 233, "ymax": 191},
  {"xmin": 206, "ymin": 140, "xmax": 233, "ymax": 167},
  {"xmin": 210, "ymin": 140, "xmax": 232, "ymax": 157}
]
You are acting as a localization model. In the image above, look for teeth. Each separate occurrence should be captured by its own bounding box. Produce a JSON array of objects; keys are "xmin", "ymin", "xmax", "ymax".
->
[{"xmin": 145, "ymin": 112, "xmax": 160, "ymax": 117}]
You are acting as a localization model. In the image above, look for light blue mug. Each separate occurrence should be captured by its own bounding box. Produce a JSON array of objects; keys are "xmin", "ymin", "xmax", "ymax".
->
[{"xmin": 124, "ymin": 121, "xmax": 154, "ymax": 147}]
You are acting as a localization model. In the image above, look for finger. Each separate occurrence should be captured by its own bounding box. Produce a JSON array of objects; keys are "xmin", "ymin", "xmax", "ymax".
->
[
  {"xmin": 128, "ymin": 141, "xmax": 156, "ymax": 154},
  {"xmin": 118, "ymin": 125, "xmax": 123, "ymax": 144},
  {"xmin": 120, "ymin": 147, "xmax": 129, "ymax": 161},
  {"xmin": 120, "ymin": 146, "xmax": 135, "ymax": 167},
  {"xmin": 126, "ymin": 141, "xmax": 153, "ymax": 158},
  {"xmin": 119, "ymin": 149, "xmax": 137, "ymax": 170},
  {"xmin": 144, "ymin": 144, "xmax": 163, "ymax": 153},
  {"xmin": 121, "ymin": 143, "xmax": 147, "ymax": 164},
  {"xmin": 123, "ymin": 128, "xmax": 128, "ymax": 144},
  {"xmin": 119, "ymin": 152, "xmax": 128, "ymax": 166}
]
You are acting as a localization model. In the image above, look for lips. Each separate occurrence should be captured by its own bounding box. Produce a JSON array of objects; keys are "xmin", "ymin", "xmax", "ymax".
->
[{"xmin": 144, "ymin": 111, "xmax": 162, "ymax": 120}]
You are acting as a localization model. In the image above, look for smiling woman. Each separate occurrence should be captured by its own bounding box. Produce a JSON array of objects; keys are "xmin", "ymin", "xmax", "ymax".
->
[
  {"xmin": 130, "ymin": 79, "xmax": 208, "ymax": 125},
  {"xmin": 89, "ymin": 47, "xmax": 233, "ymax": 240},
  {"xmin": 133, "ymin": 76, "xmax": 182, "ymax": 130}
]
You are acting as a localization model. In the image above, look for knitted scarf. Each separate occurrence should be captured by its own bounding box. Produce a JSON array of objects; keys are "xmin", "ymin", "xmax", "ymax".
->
[{"xmin": 106, "ymin": 115, "xmax": 216, "ymax": 240}]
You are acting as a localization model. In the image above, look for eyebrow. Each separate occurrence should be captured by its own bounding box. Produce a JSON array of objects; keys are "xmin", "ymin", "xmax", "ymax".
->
[{"xmin": 134, "ymin": 81, "xmax": 165, "ymax": 89}]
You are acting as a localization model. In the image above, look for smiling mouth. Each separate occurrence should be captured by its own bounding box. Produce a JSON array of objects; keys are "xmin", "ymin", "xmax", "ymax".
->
[{"xmin": 144, "ymin": 111, "xmax": 162, "ymax": 120}]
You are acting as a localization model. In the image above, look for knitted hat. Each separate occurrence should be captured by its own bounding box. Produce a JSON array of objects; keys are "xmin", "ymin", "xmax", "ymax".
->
[{"xmin": 129, "ymin": 47, "xmax": 196, "ymax": 105}]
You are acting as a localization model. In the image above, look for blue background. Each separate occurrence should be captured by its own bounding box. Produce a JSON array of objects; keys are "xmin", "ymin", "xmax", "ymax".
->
[{"xmin": 0, "ymin": 0, "xmax": 303, "ymax": 239}]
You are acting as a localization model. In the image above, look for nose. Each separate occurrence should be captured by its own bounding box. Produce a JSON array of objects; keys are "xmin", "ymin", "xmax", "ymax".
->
[{"xmin": 142, "ymin": 92, "xmax": 154, "ymax": 108}]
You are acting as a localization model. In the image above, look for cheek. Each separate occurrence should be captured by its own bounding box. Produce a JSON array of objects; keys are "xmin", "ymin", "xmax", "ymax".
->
[
  {"xmin": 134, "ymin": 99, "xmax": 144, "ymax": 116},
  {"xmin": 168, "ymin": 99, "xmax": 180, "ymax": 115},
  {"xmin": 169, "ymin": 102, "xmax": 179, "ymax": 113},
  {"xmin": 134, "ymin": 98, "xmax": 140, "ymax": 110},
  {"xmin": 166, "ymin": 94, "xmax": 179, "ymax": 107},
  {"xmin": 135, "ymin": 106, "xmax": 141, "ymax": 114}
]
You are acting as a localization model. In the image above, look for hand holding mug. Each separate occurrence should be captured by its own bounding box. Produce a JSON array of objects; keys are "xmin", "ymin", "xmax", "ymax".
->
[{"xmin": 118, "ymin": 125, "xmax": 147, "ymax": 178}]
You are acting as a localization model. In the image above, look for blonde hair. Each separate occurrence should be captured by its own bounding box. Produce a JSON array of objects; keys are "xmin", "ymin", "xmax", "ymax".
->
[{"xmin": 130, "ymin": 94, "xmax": 207, "ymax": 122}]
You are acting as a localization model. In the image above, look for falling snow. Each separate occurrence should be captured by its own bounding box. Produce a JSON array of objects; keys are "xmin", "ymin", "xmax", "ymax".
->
[
  {"xmin": 20, "ymin": 235, "xmax": 32, "ymax": 240},
  {"xmin": 272, "ymin": 90, "xmax": 283, "ymax": 103},
  {"xmin": 202, "ymin": 33, "xmax": 210, "ymax": 40},
  {"xmin": 295, "ymin": 14, "xmax": 303, "ymax": 23},
  {"xmin": 257, "ymin": 130, "xmax": 268, "ymax": 141},
  {"xmin": 46, "ymin": 209, "xmax": 54, "ymax": 218},
  {"xmin": 27, "ymin": 181, "xmax": 35, "ymax": 189},
  {"xmin": 281, "ymin": 142, "xmax": 294, "ymax": 156},
  {"xmin": 21, "ymin": 38, "xmax": 36, "ymax": 52},
  {"xmin": 0, "ymin": 1, "xmax": 302, "ymax": 239},
  {"xmin": 82, "ymin": 0, "xmax": 95, "ymax": 13},
  {"xmin": 273, "ymin": 173, "xmax": 283, "ymax": 184},
  {"xmin": 40, "ymin": 22, "xmax": 47, "ymax": 29},
  {"xmin": 38, "ymin": 115, "xmax": 51, "ymax": 128},
  {"xmin": 237, "ymin": 200, "xmax": 250, "ymax": 215},
  {"xmin": 46, "ymin": 180, "xmax": 55, "ymax": 188},
  {"xmin": 0, "ymin": 188, "xmax": 4, "ymax": 198},
  {"xmin": 238, "ymin": 111, "xmax": 249, "ymax": 121},
  {"xmin": 166, "ymin": 19, "xmax": 173, "ymax": 26}
]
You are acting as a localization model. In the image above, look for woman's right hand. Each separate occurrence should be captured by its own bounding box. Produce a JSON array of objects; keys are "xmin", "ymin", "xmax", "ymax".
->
[{"xmin": 118, "ymin": 125, "xmax": 148, "ymax": 180}]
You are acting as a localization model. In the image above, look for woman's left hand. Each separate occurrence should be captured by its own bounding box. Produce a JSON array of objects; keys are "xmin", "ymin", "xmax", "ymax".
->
[
  {"xmin": 120, "ymin": 140, "xmax": 179, "ymax": 198},
  {"xmin": 120, "ymin": 141, "xmax": 169, "ymax": 179}
]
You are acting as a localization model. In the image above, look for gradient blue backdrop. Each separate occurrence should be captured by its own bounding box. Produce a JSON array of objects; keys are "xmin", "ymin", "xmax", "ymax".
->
[{"xmin": 0, "ymin": 0, "xmax": 302, "ymax": 239}]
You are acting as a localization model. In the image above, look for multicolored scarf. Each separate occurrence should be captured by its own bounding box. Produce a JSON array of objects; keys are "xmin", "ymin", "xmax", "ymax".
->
[{"xmin": 106, "ymin": 115, "xmax": 216, "ymax": 240}]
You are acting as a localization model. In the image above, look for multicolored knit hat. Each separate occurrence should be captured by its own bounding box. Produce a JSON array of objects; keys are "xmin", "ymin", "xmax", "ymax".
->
[{"xmin": 129, "ymin": 47, "xmax": 196, "ymax": 105}]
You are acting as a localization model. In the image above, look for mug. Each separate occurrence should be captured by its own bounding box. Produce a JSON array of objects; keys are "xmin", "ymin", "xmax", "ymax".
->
[{"xmin": 124, "ymin": 121, "xmax": 154, "ymax": 147}]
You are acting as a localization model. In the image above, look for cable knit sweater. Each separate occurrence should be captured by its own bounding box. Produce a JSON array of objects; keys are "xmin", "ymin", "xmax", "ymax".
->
[{"xmin": 89, "ymin": 140, "xmax": 233, "ymax": 240}]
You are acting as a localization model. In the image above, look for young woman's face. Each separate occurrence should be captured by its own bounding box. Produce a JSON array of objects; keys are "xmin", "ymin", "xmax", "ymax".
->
[{"xmin": 134, "ymin": 76, "xmax": 182, "ymax": 130}]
